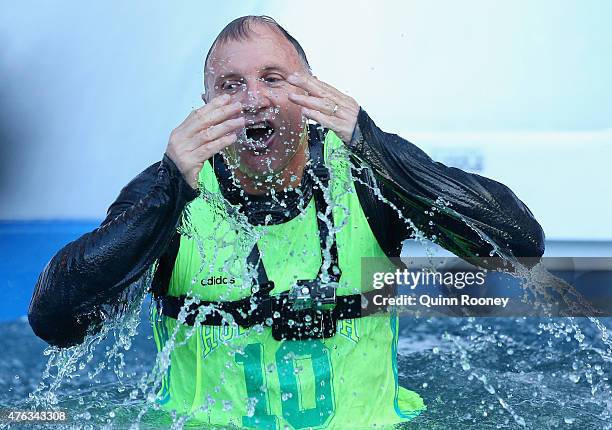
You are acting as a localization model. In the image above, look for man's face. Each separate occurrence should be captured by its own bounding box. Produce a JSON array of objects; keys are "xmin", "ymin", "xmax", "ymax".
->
[{"xmin": 205, "ymin": 24, "xmax": 308, "ymax": 179}]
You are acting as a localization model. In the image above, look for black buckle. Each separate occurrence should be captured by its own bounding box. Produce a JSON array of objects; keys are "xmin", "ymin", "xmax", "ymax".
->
[
  {"xmin": 271, "ymin": 297, "xmax": 337, "ymax": 341},
  {"xmin": 270, "ymin": 280, "xmax": 338, "ymax": 341}
]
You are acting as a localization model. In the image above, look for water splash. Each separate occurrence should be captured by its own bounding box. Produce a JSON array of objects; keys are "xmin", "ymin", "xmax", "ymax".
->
[{"xmin": 9, "ymin": 142, "xmax": 611, "ymax": 430}]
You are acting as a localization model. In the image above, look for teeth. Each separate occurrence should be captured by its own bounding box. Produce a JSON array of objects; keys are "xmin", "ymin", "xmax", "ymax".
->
[{"xmin": 246, "ymin": 121, "xmax": 270, "ymax": 129}]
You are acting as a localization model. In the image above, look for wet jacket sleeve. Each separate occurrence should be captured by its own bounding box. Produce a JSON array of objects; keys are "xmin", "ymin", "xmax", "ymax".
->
[
  {"xmin": 28, "ymin": 155, "xmax": 198, "ymax": 348},
  {"xmin": 348, "ymin": 108, "xmax": 545, "ymax": 260}
]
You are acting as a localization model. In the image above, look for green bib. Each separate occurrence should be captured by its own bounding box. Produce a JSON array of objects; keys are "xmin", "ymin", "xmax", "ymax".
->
[{"xmin": 150, "ymin": 131, "xmax": 425, "ymax": 429}]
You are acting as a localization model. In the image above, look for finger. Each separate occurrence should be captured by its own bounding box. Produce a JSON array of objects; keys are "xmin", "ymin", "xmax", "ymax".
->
[
  {"xmin": 301, "ymin": 107, "xmax": 338, "ymax": 130},
  {"xmin": 288, "ymin": 93, "xmax": 338, "ymax": 116},
  {"xmin": 192, "ymin": 133, "xmax": 237, "ymax": 160},
  {"xmin": 288, "ymin": 73, "xmax": 349, "ymax": 105},
  {"xmin": 203, "ymin": 93, "xmax": 232, "ymax": 109},
  {"xmin": 177, "ymin": 94, "xmax": 231, "ymax": 130},
  {"xmin": 184, "ymin": 101, "xmax": 243, "ymax": 136},
  {"xmin": 314, "ymin": 78, "xmax": 348, "ymax": 100},
  {"xmin": 286, "ymin": 73, "xmax": 330, "ymax": 98},
  {"xmin": 194, "ymin": 117, "xmax": 245, "ymax": 145}
]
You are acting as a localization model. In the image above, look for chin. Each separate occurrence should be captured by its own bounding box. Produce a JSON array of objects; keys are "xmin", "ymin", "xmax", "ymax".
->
[
  {"xmin": 238, "ymin": 157, "xmax": 288, "ymax": 179},
  {"xmin": 237, "ymin": 145, "xmax": 299, "ymax": 180}
]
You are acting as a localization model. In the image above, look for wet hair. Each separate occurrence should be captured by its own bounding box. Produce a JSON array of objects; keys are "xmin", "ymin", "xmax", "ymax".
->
[{"xmin": 204, "ymin": 15, "xmax": 311, "ymax": 91}]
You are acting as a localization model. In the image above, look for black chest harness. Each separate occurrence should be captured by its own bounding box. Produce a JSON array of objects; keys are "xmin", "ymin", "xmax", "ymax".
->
[{"xmin": 154, "ymin": 128, "xmax": 389, "ymax": 341}]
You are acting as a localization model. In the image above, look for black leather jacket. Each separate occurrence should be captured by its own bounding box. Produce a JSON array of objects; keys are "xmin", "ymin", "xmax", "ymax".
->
[{"xmin": 28, "ymin": 108, "xmax": 545, "ymax": 347}]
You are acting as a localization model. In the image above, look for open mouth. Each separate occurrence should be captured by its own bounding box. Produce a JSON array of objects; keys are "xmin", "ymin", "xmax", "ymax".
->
[{"xmin": 242, "ymin": 120, "xmax": 275, "ymax": 152}]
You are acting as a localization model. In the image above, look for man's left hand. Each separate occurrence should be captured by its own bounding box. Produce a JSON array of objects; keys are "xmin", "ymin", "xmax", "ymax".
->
[{"xmin": 287, "ymin": 73, "xmax": 360, "ymax": 144}]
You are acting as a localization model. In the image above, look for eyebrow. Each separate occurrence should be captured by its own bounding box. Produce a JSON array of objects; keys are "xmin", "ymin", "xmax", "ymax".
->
[{"xmin": 259, "ymin": 65, "xmax": 288, "ymax": 74}]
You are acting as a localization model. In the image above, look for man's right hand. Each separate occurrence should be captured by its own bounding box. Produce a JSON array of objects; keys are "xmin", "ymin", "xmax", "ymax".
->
[{"xmin": 165, "ymin": 94, "xmax": 244, "ymax": 189}]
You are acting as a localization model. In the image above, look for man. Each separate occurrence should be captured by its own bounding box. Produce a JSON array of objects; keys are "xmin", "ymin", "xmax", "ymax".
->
[{"xmin": 28, "ymin": 15, "xmax": 545, "ymax": 429}]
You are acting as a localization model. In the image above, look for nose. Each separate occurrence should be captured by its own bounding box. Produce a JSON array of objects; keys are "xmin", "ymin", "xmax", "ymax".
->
[{"xmin": 235, "ymin": 78, "xmax": 272, "ymax": 115}]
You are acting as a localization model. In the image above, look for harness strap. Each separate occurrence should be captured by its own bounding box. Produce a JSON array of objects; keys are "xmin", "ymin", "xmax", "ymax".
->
[
  {"xmin": 245, "ymin": 126, "xmax": 340, "ymax": 286},
  {"xmin": 158, "ymin": 285, "xmax": 393, "ymax": 328},
  {"xmin": 308, "ymin": 125, "xmax": 341, "ymax": 283}
]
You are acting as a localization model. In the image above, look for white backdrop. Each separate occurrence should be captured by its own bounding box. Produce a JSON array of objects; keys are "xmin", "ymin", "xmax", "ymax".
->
[{"xmin": 1, "ymin": 0, "xmax": 610, "ymax": 240}]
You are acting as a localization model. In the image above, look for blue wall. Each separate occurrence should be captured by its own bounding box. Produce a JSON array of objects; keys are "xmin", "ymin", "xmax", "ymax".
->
[
  {"xmin": 0, "ymin": 221, "xmax": 99, "ymax": 321},
  {"xmin": 3, "ymin": 220, "xmax": 611, "ymax": 322}
]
